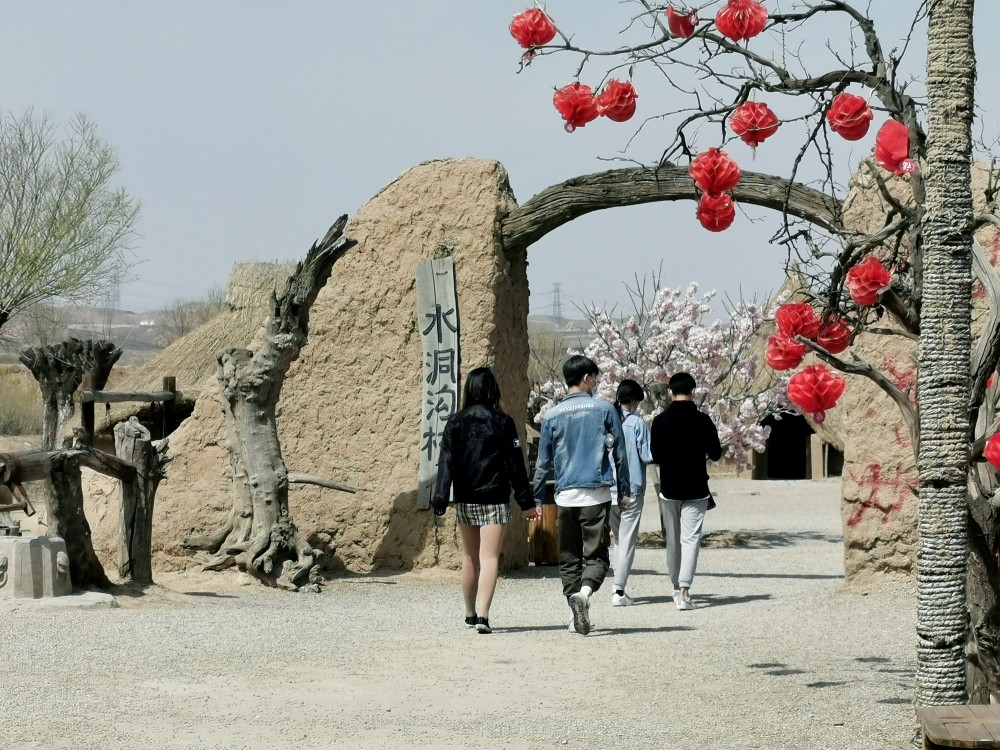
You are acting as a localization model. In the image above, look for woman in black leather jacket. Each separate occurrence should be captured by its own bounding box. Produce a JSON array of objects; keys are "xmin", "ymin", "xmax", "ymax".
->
[{"xmin": 433, "ymin": 367, "xmax": 540, "ymax": 633}]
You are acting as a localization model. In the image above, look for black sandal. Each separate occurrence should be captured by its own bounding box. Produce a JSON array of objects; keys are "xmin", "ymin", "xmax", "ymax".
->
[{"xmin": 475, "ymin": 616, "xmax": 492, "ymax": 634}]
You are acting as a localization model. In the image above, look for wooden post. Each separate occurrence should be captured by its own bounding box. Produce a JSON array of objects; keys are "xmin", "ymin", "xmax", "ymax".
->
[
  {"xmin": 114, "ymin": 417, "xmax": 167, "ymax": 584},
  {"xmin": 81, "ymin": 373, "xmax": 95, "ymax": 447},
  {"xmin": 162, "ymin": 376, "xmax": 176, "ymax": 439},
  {"xmin": 48, "ymin": 453, "xmax": 110, "ymax": 590}
]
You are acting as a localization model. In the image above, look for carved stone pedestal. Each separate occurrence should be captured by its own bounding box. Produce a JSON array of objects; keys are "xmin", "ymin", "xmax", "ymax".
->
[{"xmin": 0, "ymin": 535, "xmax": 71, "ymax": 598}]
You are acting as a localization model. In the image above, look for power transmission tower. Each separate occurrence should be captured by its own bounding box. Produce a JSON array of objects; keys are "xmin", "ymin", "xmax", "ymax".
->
[{"xmin": 551, "ymin": 282, "xmax": 564, "ymax": 327}]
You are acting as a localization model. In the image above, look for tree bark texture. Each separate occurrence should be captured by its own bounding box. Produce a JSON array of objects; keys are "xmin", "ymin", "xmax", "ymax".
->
[
  {"xmin": 500, "ymin": 165, "xmax": 843, "ymax": 255},
  {"xmin": 48, "ymin": 452, "xmax": 110, "ymax": 590},
  {"xmin": 916, "ymin": 0, "xmax": 976, "ymax": 706},
  {"xmin": 115, "ymin": 417, "xmax": 168, "ymax": 584},
  {"xmin": 181, "ymin": 216, "xmax": 356, "ymax": 590}
]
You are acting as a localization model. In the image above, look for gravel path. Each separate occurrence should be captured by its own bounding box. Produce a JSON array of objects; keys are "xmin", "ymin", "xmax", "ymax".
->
[{"xmin": 2, "ymin": 477, "xmax": 918, "ymax": 749}]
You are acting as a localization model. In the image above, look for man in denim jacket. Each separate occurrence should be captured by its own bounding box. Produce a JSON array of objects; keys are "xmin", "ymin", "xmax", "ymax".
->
[{"xmin": 532, "ymin": 355, "xmax": 631, "ymax": 635}]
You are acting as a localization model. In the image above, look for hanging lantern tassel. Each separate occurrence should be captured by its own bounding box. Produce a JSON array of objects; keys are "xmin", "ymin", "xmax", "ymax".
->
[{"xmin": 787, "ymin": 364, "xmax": 846, "ymax": 424}]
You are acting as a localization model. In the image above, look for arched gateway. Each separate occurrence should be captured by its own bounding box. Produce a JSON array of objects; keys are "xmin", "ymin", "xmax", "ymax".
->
[{"xmin": 81, "ymin": 157, "xmax": 924, "ymax": 579}]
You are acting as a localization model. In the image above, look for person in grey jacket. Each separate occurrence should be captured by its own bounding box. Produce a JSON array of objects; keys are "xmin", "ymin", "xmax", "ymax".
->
[{"xmin": 531, "ymin": 355, "xmax": 630, "ymax": 635}]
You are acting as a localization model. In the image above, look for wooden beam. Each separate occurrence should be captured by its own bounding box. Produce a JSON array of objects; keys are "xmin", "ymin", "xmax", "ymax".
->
[{"xmin": 77, "ymin": 390, "xmax": 182, "ymax": 404}]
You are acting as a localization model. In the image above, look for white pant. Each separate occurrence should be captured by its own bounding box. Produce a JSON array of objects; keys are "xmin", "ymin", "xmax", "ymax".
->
[
  {"xmin": 612, "ymin": 494, "xmax": 644, "ymax": 591},
  {"xmin": 658, "ymin": 495, "xmax": 708, "ymax": 589}
]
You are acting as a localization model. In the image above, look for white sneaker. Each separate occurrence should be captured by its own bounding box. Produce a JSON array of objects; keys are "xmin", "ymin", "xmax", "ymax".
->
[
  {"xmin": 672, "ymin": 589, "xmax": 683, "ymax": 608},
  {"xmin": 568, "ymin": 591, "xmax": 592, "ymax": 635},
  {"xmin": 611, "ymin": 592, "xmax": 636, "ymax": 607},
  {"xmin": 676, "ymin": 594, "xmax": 696, "ymax": 611}
]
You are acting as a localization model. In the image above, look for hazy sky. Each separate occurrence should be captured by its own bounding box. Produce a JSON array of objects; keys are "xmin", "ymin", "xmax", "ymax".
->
[{"xmin": 1, "ymin": 2, "xmax": 995, "ymax": 318}]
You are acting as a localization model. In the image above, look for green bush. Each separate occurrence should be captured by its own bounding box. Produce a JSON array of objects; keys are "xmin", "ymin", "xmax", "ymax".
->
[{"xmin": 0, "ymin": 374, "xmax": 42, "ymax": 435}]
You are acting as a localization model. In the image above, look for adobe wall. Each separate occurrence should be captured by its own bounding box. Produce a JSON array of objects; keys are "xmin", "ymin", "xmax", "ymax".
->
[
  {"xmin": 85, "ymin": 158, "xmax": 532, "ymax": 574},
  {"xmin": 825, "ymin": 163, "xmax": 998, "ymax": 582}
]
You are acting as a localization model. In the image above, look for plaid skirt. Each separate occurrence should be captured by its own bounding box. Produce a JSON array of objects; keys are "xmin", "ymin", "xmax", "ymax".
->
[{"xmin": 455, "ymin": 502, "xmax": 513, "ymax": 527}]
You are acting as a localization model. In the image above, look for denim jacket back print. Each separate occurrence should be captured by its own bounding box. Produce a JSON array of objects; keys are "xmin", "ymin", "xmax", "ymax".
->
[{"xmin": 531, "ymin": 392, "xmax": 630, "ymax": 503}]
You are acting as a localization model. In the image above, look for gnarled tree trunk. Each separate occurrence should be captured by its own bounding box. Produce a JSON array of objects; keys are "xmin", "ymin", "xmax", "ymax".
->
[
  {"xmin": 182, "ymin": 216, "xmax": 355, "ymax": 591},
  {"xmin": 115, "ymin": 417, "xmax": 169, "ymax": 584}
]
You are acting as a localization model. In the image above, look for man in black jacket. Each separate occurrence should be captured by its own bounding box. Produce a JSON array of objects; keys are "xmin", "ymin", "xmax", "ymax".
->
[{"xmin": 649, "ymin": 372, "xmax": 722, "ymax": 611}]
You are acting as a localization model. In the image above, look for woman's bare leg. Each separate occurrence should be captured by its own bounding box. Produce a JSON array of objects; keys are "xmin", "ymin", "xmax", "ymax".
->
[
  {"xmin": 458, "ymin": 523, "xmax": 481, "ymax": 617},
  {"xmin": 476, "ymin": 523, "xmax": 506, "ymax": 620}
]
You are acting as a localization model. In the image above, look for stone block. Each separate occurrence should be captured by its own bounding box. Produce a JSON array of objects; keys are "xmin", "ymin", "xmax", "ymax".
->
[{"xmin": 0, "ymin": 534, "xmax": 72, "ymax": 598}]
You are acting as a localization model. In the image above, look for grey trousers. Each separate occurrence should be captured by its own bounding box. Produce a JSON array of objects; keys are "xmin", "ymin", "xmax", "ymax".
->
[
  {"xmin": 557, "ymin": 503, "xmax": 611, "ymax": 599},
  {"xmin": 659, "ymin": 495, "xmax": 708, "ymax": 589},
  {"xmin": 613, "ymin": 494, "xmax": 644, "ymax": 591}
]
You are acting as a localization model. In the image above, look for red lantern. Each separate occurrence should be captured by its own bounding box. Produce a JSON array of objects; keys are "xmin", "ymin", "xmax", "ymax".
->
[
  {"xmin": 775, "ymin": 302, "xmax": 821, "ymax": 340},
  {"xmin": 666, "ymin": 6, "xmax": 698, "ymax": 38},
  {"xmin": 765, "ymin": 334, "xmax": 806, "ymax": 371},
  {"xmin": 553, "ymin": 83, "xmax": 599, "ymax": 132},
  {"xmin": 787, "ymin": 364, "xmax": 846, "ymax": 424},
  {"xmin": 985, "ymin": 433, "xmax": 1000, "ymax": 469},
  {"xmin": 509, "ymin": 9, "xmax": 557, "ymax": 48},
  {"xmin": 817, "ymin": 318, "xmax": 852, "ymax": 354},
  {"xmin": 596, "ymin": 80, "xmax": 638, "ymax": 122},
  {"xmin": 689, "ymin": 148, "xmax": 741, "ymax": 194},
  {"xmin": 846, "ymin": 256, "xmax": 892, "ymax": 306},
  {"xmin": 696, "ymin": 193, "xmax": 736, "ymax": 232},
  {"xmin": 826, "ymin": 93, "xmax": 873, "ymax": 141},
  {"xmin": 730, "ymin": 102, "xmax": 779, "ymax": 147},
  {"xmin": 715, "ymin": 0, "xmax": 768, "ymax": 42},
  {"xmin": 875, "ymin": 120, "xmax": 915, "ymax": 175}
]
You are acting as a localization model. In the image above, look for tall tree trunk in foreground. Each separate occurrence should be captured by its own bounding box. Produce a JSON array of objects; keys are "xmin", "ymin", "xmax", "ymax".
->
[
  {"xmin": 916, "ymin": 0, "xmax": 976, "ymax": 706},
  {"xmin": 182, "ymin": 216, "xmax": 355, "ymax": 591}
]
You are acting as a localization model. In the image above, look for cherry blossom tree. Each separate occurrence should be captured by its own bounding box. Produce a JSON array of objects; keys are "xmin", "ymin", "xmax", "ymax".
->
[
  {"xmin": 502, "ymin": 0, "xmax": 981, "ymax": 706},
  {"xmin": 531, "ymin": 279, "xmax": 790, "ymax": 471}
]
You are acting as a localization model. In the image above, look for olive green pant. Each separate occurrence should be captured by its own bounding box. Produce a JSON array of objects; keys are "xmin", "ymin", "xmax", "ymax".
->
[{"xmin": 557, "ymin": 502, "xmax": 611, "ymax": 599}]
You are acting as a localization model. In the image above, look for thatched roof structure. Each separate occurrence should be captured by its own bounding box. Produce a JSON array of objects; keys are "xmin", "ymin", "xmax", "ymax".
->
[{"xmin": 96, "ymin": 261, "xmax": 296, "ymax": 433}]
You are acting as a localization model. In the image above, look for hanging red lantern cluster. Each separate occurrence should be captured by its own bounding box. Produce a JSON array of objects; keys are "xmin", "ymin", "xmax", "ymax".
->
[
  {"xmin": 765, "ymin": 333, "xmax": 806, "ymax": 371},
  {"xmin": 665, "ymin": 6, "xmax": 698, "ymax": 38},
  {"xmin": 690, "ymin": 148, "xmax": 741, "ymax": 231},
  {"xmin": 715, "ymin": 0, "xmax": 768, "ymax": 42},
  {"xmin": 875, "ymin": 119, "xmax": 915, "ymax": 175},
  {"xmin": 817, "ymin": 317, "xmax": 852, "ymax": 354},
  {"xmin": 553, "ymin": 83, "xmax": 599, "ymax": 132},
  {"xmin": 689, "ymin": 148, "xmax": 741, "ymax": 193},
  {"xmin": 509, "ymin": 8, "xmax": 557, "ymax": 49},
  {"xmin": 730, "ymin": 102, "xmax": 779, "ymax": 147},
  {"xmin": 985, "ymin": 433, "xmax": 1000, "ymax": 469},
  {"xmin": 596, "ymin": 80, "xmax": 638, "ymax": 122},
  {"xmin": 787, "ymin": 364, "xmax": 846, "ymax": 424},
  {"xmin": 846, "ymin": 256, "xmax": 892, "ymax": 306},
  {"xmin": 775, "ymin": 301, "xmax": 821, "ymax": 340},
  {"xmin": 826, "ymin": 93, "xmax": 873, "ymax": 141}
]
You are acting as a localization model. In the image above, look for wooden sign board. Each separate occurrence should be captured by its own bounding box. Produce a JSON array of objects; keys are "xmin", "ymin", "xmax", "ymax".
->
[{"xmin": 415, "ymin": 257, "xmax": 460, "ymax": 510}]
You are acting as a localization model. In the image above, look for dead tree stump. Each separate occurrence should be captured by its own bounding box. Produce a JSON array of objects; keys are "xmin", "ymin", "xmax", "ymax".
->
[
  {"xmin": 182, "ymin": 215, "xmax": 356, "ymax": 591},
  {"xmin": 47, "ymin": 452, "xmax": 110, "ymax": 590},
  {"xmin": 114, "ymin": 417, "xmax": 169, "ymax": 584}
]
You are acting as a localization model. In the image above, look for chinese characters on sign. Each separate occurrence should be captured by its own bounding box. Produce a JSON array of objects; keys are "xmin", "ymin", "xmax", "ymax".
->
[{"xmin": 415, "ymin": 257, "xmax": 460, "ymax": 509}]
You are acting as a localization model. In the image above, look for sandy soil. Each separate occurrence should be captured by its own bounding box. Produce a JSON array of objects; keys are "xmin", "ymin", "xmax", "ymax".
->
[{"xmin": 3, "ymin": 476, "xmax": 919, "ymax": 749}]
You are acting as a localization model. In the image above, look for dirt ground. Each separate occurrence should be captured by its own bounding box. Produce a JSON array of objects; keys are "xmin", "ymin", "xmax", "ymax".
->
[{"xmin": 2, "ymin": 475, "xmax": 919, "ymax": 750}]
